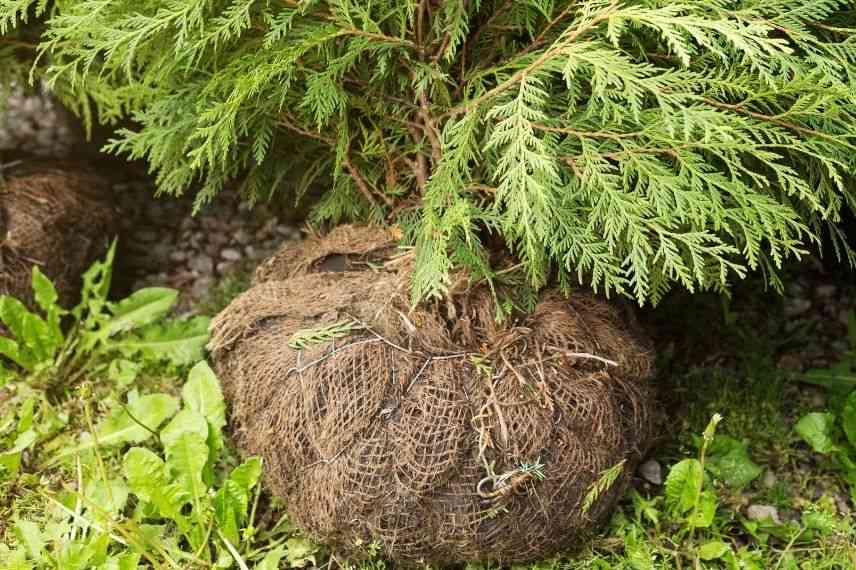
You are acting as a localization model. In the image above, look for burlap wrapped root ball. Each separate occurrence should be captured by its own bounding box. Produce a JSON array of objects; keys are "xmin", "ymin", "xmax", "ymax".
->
[
  {"xmin": 0, "ymin": 162, "xmax": 116, "ymax": 308},
  {"xmin": 209, "ymin": 225, "xmax": 655, "ymax": 564}
]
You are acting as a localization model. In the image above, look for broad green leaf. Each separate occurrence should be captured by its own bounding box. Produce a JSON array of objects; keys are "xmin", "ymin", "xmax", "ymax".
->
[
  {"xmin": 107, "ymin": 359, "xmax": 140, "ymax": 388},
  {"xmin": 214, "ymin": 479, "xmax": 245, "ymax": 546},
  {"xmin": 705, "ymin": 436, "xmax": 762, "ymax": 488},
  {"xmin": 84, "ymin": 478, "xmax": 129, "ymax": 515},
  {"xmin": 0, "ymin": 451, "xmax": 21, "ymax": 477},
  {"xmin": 123, "ymin": 447, "xmax": 186, "ymax": 522},
  {"xmin": 230, "ymin": 457, "xmax": 262, "ymax": 493},
  {"xmin": 74, "ymin": 241, "xmax": 116, "ymax": 326},
  {"xmin": 698, "ymin": 541, "xmax": 730, "ymax": 561},
  {"xmin": 795, "ymin": 413, "xmax": 838, "ymax": 454},
  {"xmin": 8, "ymin": 429, "xmax": 37, "ymax": 453},
  {"xmin": 213, "ymin": 457, "xmax": 263, "ymax": 545},
  {"xmin": 21, "ymin": 311, "xmax": 58, "ymax": 362},
  {"xmin": 98, "ymin": 552, "xmax": 142, "ymax": 570},
  {"xmin": 0, "ymin": 336, "xmax": 27, "ymax": 371},
  {"xmin": 54, "ymin": 394, "xmax": 178, "ymax": 460},
  {"xmin": 55, "ymin": 532, "xmax": 109, "ymax": 569},
  {"xmin": 95, "ymin": 394, "xmax": 178, "ymax": 446},
  {"xmin": 13, "ymin": 519, "xmax": 44, "ymax": 560},
  {"xmin": 31, "ymin": 267, "xmax": 58, "ymax": 312},
  {"xmin": 664, "ymin": 458, "xmax": 702, "ymax": 514},
  {"xmin": 104, "ymin": 288, "xmax": 178, "ymax": 336},
  {"xmin": 32, "ymin": 267, "xmax": 64, "ymax": 344},
  {"xmin": 803, "ymin": 361, "xmax": 856, "ymax": 392},
  {"xmin": 256, "ymin": 546, "xmax": 287, "ymax": 570},
  {"xmin": 114, "ymin": 316, "xmax": 210, "ymax": 366},
  {"xmin": 285, "ymin": 537, "xmax": 319, "ymax": 568},
  {"xmin": 842, "ymin": 391, "xmax": 856, "ymax": 449},
  {"xmin": 183, "ymin": 361, "xmax": 226, "ymax": 432},
  {"xmin": 0, "ymin": 296, "xmax": 31, "ymax": 341},
  {"xmin": 16, "ymin": 397, "xmax": 35, "ymax": 433},
  {"xmin": 164, "ymin": 431, "xmax": 209, "ymax": 507},
  {"xmin": 687, "ymin": 490, "xmax": 717, "ymax": 528},
  {"xmin": 160, "ymin": 409, "xmax": 208, "ymax": 448}
]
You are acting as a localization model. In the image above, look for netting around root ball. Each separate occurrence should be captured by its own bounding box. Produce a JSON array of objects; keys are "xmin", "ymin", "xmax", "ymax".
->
[
  {"xmin": 0, "ymin": 162, "xmax": 117, "ymax": 308},
  {"xmin": 209, "ymin": 225, "xmax": 655, "ymax": 565}
]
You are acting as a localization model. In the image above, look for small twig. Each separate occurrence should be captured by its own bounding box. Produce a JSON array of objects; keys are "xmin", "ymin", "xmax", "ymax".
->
[
  {"xmin": 119, "ymin": 402, "xmax": 159, "ymax": 437},
  {"xmin": 342, "ymin": 153, "xmax": 393, "ymax": 208},
  {"xmin": 299, "ymin": 447, "xmax": 347, "ymax": 472},
  {"xmin": 405, "ymin": 357, "xmax": 433, "ymax": 394},
  {"xmin": 546, "ymin": 346, "xmax": 618, "ymax": 367},
  {"xmin": 287, "ymin": 338, "xmax": 383, "ymax": 376}
]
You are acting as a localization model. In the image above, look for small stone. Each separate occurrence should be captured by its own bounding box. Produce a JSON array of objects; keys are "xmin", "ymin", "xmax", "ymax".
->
[
  {"xmin": 134, "ymin": 228, "xmax": 159, "ymax": 243},
  {"xmin": 639, "ymin": 459, "xmax": 663, "ymax": 485},
  {"xmin": 169, "ymin": 250, "xmax": 189, "ymax": 263},
  {"xmin": 746, "ymin": 504, "xmax": 781, "ymax": 524},
  {"xmin": 834, "ymin": 494, "xmax": 851, "ymax": 516},
  {"xmin": 809, "ymin": 390, "xmax": 826, "ymax": 409},
  {"xmin": 188, "ymin": 254, "xmax": 215, "ymax": 275},
  {"xmin": 191, "ymin": 276, "xmax": 215, "ymax": 300},
  {"xmin": 815, "ymin": 285, "xmax": 837, "ymax": 298},
  {"xmin": 840, "ymin": 309, "xmax": 853, "ymax": 326},
  {"xmin": 221, "ymin": 248, "xmax": 242, "ymax": 262},
  {"xmin": 784, "ymin": 298, "xmax": 812, "ymax": 318},
  {"xmin": 208, "ymin": 232, "xmax": 228, "ymax": 247},
  {"xmin": 762, "ymin": 470, "xmax": 777, "ymax": 489},
  {"xmin": 234, "ymin": 229, "xmax": 252, "ymax": 245},
  {"xmin": 216, "ymin": 261, "xmax": 235, "ymax": 275}
]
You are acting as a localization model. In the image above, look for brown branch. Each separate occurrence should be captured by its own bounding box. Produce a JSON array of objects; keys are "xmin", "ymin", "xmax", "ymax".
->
[
  {"xmin": 418, "ymin": 91, "xmax": 443, "ymax": 164},
  {"xmin": 277, "ymin": 114, "xmax": 336, "ymax": 145},
  {"xmin": 406, "ymin": 124, "xmax": 432, "ymax": 196},
  {"xmin": 0, "ymin": 38, "xmax": 37, "ymax": 50},
  {"xmin": 534, "ymin": 124, "xmax": 645, "ymax": 141},
  {"xmin": 520, "ymin": 4, "xmax": 577, "ymax": 56},
  {"xmin": 703, "ymin": 97, "xmax": 856, "ymax": 151},
  {"xmin": 343, "ymin": 154, "xmax": 394, "ymax": 209},
  {"xmin": 444, "ymin": 6, "xmax": 619, "ymax": 118}
]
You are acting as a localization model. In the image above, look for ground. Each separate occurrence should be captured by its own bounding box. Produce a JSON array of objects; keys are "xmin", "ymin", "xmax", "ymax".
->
[{"xmin": 2, "ymin": 92, "xmax": 856, "ymax": 569}]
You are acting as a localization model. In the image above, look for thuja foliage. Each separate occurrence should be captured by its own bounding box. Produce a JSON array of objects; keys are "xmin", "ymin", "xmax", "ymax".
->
[{"xmin": 4, "ymin": 1, "xmax": 856, "ymax": 304}]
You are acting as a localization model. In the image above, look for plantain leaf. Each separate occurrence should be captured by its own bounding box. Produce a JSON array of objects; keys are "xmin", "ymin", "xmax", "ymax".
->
[
  {"xmin": 104, "ymin": 288, "xmax": 179, "ymax": 336},
  {"xmin": 113, "ymin": 316, "xmax": 210, "ymax": 366}
]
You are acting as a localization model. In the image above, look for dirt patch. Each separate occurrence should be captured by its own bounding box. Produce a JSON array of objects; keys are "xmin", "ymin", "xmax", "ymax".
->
[{"xmin": 210, "ymin": 225, "xmax": 656, "ymax": 564}]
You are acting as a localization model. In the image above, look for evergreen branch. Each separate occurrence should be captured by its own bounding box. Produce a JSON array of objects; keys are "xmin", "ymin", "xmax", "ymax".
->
[{"xmin": 445, "ymin": 4, "xmax": 619, "ymax": 118}]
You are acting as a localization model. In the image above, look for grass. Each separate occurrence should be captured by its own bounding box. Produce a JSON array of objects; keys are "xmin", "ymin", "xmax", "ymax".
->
[{"xmin": 2, "ymin": 258, "xmax": 856, "ymax": 569}]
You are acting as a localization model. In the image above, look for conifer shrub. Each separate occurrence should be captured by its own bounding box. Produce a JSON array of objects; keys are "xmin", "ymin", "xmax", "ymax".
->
[{"xmin": 3, "ymin": 1, "xmax": 856, "ymax": 304}]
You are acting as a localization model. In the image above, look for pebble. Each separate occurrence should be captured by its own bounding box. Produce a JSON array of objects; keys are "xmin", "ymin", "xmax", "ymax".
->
[
  {"xmin": 221, "ymin": 248, "xmax": 242, "ymax": 262},
  {"xmin": 784, "ymin": 298, "xmax": 812, "ymax": 318},
  {"xmin": 815, "ymin": 285, "xmax": 837, "ymax": 298},
  {"xmin": 188, "ymin": 255, "xmax": 215, "ymax": 275},
  {"xmin": 746, "ymin": 504, "xmax": 782, "ymax": 524},
  {"xmin": 639, "ymin": 459, "xmax": 663, "ymax": 485},
  {"xmin": 762, "ymin": 470, "xmax": 777, "ymax": 489}
]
